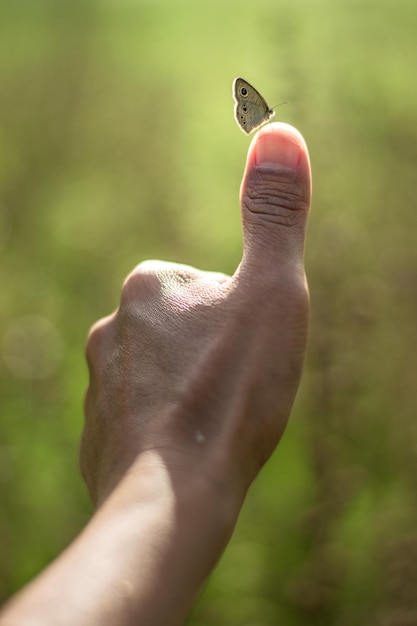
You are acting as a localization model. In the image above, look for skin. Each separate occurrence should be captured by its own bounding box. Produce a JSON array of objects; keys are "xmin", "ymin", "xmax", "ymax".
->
[{"xmin": 0, "ymin": 122, "xmax": 312, "ymax": 626}]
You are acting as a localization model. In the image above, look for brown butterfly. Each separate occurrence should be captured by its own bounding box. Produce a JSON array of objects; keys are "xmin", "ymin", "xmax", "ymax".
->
[{"xmin": 232, "ymin": 77, "xmax": 275, "ymax": 134}]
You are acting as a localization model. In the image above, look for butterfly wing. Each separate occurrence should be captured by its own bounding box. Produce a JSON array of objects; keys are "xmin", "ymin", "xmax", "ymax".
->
[{"xmin": 233, "ymin": 77, "xmax": 275, "ymax": 134}]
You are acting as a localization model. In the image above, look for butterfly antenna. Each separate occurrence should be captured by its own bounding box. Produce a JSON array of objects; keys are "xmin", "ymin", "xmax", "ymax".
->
[{"xmin": 272, "ymin": 100, "xmax": 288, "ymax": 110}]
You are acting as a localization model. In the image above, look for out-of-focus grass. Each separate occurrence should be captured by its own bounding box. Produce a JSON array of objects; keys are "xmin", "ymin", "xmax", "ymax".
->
[{"xmin": 1, "ymin": 1, "xmax": 417, "ymax": 623}]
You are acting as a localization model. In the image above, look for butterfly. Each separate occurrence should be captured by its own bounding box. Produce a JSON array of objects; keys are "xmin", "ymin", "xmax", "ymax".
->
[{"xmin": 232, "ymin": 77, "xmax": 275, "ymax": 134}]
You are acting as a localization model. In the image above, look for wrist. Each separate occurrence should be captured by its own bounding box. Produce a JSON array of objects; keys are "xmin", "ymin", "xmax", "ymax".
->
[
  {"xmin": 89, "ymin": 450, "xmax": 239, "ymax": 624},
  {"xmin": 0, "ymin": 451, "xmax": 240, "ymax": 626},
  {"xmin": 99, "ymin": 449, "xmax": 240, "ymax": 547}
]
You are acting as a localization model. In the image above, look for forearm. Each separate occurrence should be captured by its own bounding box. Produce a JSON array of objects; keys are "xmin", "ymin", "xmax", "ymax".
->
[{"xmin": 0, "ymin": 452, "xmax": 237, "ymax": 626}]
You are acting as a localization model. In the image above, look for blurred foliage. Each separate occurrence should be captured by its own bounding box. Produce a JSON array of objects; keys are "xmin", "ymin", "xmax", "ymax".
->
[{"xmin": 1, "ymin": 0, "xmax": 417, "ymax": 624}]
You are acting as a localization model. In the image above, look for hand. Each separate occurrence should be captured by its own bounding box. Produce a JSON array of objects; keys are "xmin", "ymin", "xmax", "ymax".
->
[
  {"xmin": 81, "ymin": 122, "xmax": 311, "ymax": 512},
  {"xmin": 0, "ymin": 122, "xmax": 311, "ymax": 626}
]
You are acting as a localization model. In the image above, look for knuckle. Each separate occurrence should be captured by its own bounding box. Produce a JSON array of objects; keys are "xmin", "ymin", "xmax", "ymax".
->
[
  {"xmin": 85, "ymin": 315, "xmax": 113, "ymax": 365},
  {"xmin": 120, "ymin": 260, "xmax": 201, "ymax": 313},
  {"xmin": 121, "ymin": 261, "xmax": 163, "ymax": 307},
  {"xmin": 242, "ymin": 168, "xmax": 308, "ymax": 228}
]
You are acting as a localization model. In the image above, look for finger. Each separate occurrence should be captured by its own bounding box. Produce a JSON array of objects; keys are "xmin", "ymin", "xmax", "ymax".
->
[
  {"xmin": 85, "ymin": 313, "xmax": 115, "ymax": 377},
  {"xmin": 127, "ymin": 260, "xmax": 229, "ymax": 284},
  {"xmin": 200, "ymin": 269, "xmax": 230, "ymax": 284},
  {"xmin": 237, "ymin": 122, "xmax": 311, "ymax": 283},
  {"xmin": 121, "ymin": 261, "xmax": 231, "ymax": 310}
]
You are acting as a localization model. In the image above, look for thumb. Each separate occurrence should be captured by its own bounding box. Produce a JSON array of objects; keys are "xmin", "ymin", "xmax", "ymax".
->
[{"xmin": 238, "ymin": 123, "xmax": 311, "ymax": 280}]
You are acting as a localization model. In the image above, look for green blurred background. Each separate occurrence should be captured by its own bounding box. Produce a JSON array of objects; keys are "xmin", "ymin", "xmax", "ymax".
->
[{"xmin": 1, "ymin": 0, "xmax": 417, "ymax": 623}]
